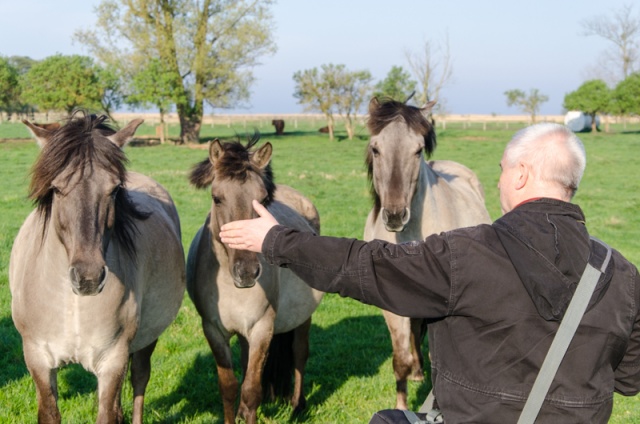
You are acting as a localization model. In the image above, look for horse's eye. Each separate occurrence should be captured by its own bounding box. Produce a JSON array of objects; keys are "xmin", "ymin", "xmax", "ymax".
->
[
  {"xmin": 371, "ymin": 147, "xmax": 379, "ymax": 157},
  {"xmin": 212, "ymin": 195, "xmax": 221, "ymax": 205},
  {"xmin": 415, "ymin": 148, "xmax": 423, "ymax": 157}
]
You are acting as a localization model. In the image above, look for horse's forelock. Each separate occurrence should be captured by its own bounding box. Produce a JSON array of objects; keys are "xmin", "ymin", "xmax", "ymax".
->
[
  {"xmin": 202, "ymin": 139, "xmax": 276, "ymax": 203},
  {"xmin": 367, "ymin": 99, "xmax": 437, "ymax": 157},
  {"xmin": 27, "ymin": 111, "xmax": 146, "ymax": 259}
]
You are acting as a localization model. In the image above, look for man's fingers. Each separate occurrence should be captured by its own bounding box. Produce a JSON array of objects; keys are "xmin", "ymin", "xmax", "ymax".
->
[{"xmin": 252, "ymin": 199, "xmax": 269, "ymax": 217}]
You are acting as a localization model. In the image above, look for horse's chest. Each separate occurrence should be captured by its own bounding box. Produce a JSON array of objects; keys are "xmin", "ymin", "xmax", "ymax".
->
[
  {"xmin": 215, "ymin": 278, "xmax": 274, "ymax": 333},
  {"xmin": 21, "ymin": 284, "xmax": 138, "ymax": 370}
]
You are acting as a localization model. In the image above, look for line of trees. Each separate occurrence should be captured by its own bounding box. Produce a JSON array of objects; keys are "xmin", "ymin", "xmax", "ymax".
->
[
  {"xmin": 563, "ymin": 74, "xmax": 640, "ymax": 132},
  {"xmin": 0, "ymin": 0, "xmax": 279, "ymax": 144},
  {"xmin": 3, "ymin": 2, "xmax": 637, "ymax": 141}
]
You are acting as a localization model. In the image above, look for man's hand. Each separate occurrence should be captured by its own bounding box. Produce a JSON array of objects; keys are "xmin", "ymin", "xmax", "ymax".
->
[{"xmin": 220, "ymin": 199, "xmax": 279, "ymax": 253}]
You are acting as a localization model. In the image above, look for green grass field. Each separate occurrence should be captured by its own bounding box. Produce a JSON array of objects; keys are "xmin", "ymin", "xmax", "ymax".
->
[{"xmin": 1, "ymin": 119, "xmax": 639, "ymax": 423}]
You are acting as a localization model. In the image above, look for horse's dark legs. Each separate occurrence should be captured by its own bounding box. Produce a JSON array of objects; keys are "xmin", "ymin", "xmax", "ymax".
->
[
  {"xmin": 204, "ymin": 324, "xmax": 238, "ymax": 424},
  {"xmin": 384, "ymin": 311, "xmax": 413, "ymax": 410},
  {"xmin": 130, "ymin": 339, "xmax": 158, "ymax": 424},
  {"xmin": 94, "ymin": 344, "xmax": 132, "ymax": 424},
  {"xmin": 29, "ymin": 367, "xmax": 62, "ymax": 424},
  {"xmin": 409, "ymin": 318, "xmax": 426, "ymax": 381},
  {"xmin": 291, "ymin": 318, "xmax": 311, "ymax": 414},
  {"xmin": 95, "ymin": 359, "xmax": 128, "ymax": 424},
  {"xmin": 238, "ymin": 335, "xmax": 249, "ymax": 379},
  {"xmin": 237, "ymin": 321, "xmax": 273, "ymax": 424},
  {"xmin": 24, "ymin": 345, "xmax": 61, "ymax": 424}
]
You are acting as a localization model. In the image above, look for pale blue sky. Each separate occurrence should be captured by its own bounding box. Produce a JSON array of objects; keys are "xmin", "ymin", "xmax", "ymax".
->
[{"xmin": 0, "ymin": 0, "xmax": 634, "ymax": 115}]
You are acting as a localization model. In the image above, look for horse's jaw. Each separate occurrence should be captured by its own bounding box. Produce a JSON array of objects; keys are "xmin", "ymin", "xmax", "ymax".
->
[{"xmin": 233, "ymin": 279, "xmax": 257, "ymax": 289}]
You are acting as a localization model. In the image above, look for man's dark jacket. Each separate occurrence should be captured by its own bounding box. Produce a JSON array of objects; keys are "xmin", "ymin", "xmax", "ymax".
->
[{"xmin": 261, "ymin": 198, "xmax": 640, "ymax": 423}]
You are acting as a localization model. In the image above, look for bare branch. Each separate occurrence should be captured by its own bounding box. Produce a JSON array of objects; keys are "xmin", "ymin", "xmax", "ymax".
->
[{"xmin": 580, "ymin": 4, "xmax": 640, "ymax": 82}]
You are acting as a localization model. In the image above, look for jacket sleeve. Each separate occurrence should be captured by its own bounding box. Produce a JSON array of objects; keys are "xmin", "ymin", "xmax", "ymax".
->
[
  {"xmin": 614, "ymin": 268, "xmax": 640, "ymax": 395},
  {"xmin": 262, "ymin": 225, "xmax": 454, "ymax": 319}
]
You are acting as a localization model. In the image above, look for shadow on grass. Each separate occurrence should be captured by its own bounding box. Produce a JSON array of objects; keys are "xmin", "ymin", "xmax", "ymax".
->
[
  {"xmin": 193, "ymin": 129, "xmax": 369, "ymax": 144},
  {"xmin": 150, "ymin": 314, "xmax": 398, "ymax": 423},
  {"xmin": 0, "ymin": 315, "xmax": 28, "ymax": 387}
]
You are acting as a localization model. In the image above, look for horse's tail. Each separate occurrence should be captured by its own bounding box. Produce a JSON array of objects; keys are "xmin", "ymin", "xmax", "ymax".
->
[
  {"xmin": 262, "ymin": 330, "xmax": 295, "ymax": 400},
  {"xmin": 420, "ymin": 319, "xmax": 429, "ymax": 343}
]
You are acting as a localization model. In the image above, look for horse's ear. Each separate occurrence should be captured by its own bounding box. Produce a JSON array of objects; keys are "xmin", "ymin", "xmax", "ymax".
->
[
  {"xmin": 22, "ymin": 120, "xmax": 60, "ymax": 148},
  {"xmin": 209, "ymin": 139, "xmax": 224, "ymax": 166},
  {"xmin": 368, "ymin": 97, "xmax": 380, "ymax": 114},
  {"xmin": 252, "ymin": 142, "xmax": 272, "ymax": 169},
  {"xmin": 421, "ymin": 100, "xmax": 437, "ymax": 115},
  {"xmin": 108, "ymin": 118, "xmax": 144, "ymax": 148},
  {"xmin": 189, "ymin": 138, "xmax": 220, "ymax": 190}
]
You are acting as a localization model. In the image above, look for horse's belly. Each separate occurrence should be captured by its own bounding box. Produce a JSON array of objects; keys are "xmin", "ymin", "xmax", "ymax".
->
[{"xmin": 273, "ymin": 270, "xmax": 323, "ymax": 333}]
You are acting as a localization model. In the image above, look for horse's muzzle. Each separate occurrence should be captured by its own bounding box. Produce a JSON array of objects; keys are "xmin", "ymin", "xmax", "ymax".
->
[
  {"xmin": 69, "ymin": 265, "xmax": 109, "ymax": 296},
  {"xmin": 381, "ymin": 207, "xmax": 411, "ymax": 232},
  {"xmin": 232, "ymin": 261, "xmax": 262, "ymax": 289}
]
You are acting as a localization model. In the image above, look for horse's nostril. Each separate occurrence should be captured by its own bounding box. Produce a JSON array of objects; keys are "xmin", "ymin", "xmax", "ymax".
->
[
  {"xmin": 99, "ymin": 266, "xmax": 108, "ymax": 283},
  {"xmin": 70, "ymin": 267, "xmax": 79, "ymax": 285}
]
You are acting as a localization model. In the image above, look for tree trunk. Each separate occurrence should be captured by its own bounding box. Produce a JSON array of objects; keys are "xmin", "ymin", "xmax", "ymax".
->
[
  {"xmin": 177, "ymin": 103, "xmax": 203, "ymax": 144},
  {"xmin": 325, "ymin": 113, "xmax": 335, "ymax": 141},
  {"xmin": 345, "ymin": 116, "xmax": 354, "ymax": 140},
  {"xmin": 159, "ymin": 110, "xmax": 166, "ymax": 144},
  {"xmin": 591, "ymin": 113, "xmax": 598, "ymax": 132}
]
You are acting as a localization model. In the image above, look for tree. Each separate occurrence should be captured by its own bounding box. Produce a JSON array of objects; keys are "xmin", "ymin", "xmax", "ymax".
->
[
  {"xmin": 6, "ymin": 56, "xmax": 37, "ymax": 119},
  {"xmin": 0, "ymin": 57, "xmax": 20, "ymax": 120},
  {"xmin": 96, "ymin": 65, "xmax": 124, "ymax": 122},
  {"xmin": 334, "ymin": 68, "xmax": 372, "ymax": 140},
  {"xmin": 293, "ymin": 65, "xmax": 337, "ymax": 140},
  {"xmin": 504, "ymin": 89, "xmax": 549, "ymax": 124},
  {"xmin": 611, "ymin": 72, "xmax": 640, "ymax": 116},
  {"xmin": 7, "ymin": 56, "xmax": 36, "ymax": 76},
  {"xmin": 20, "ymin": 55, "xmax": 104, "ymax": 115},
  {"xmin": 563, "ymin": 80, "xmax": 611, "ymax": 132},
  {"xmin": 293, "ymin": 64, "xmax": 371, "ymax": 141},
  {"xmin": 405, "ymin": 33, "xmax": 454, "ymax": 113},
  {"xmin": 75, "ymin": 0, "xmax": 276, "ymax": 144},
  {"xmin": 373, "ymin": 66, "xmax": 416, "ymax": 101},
  {"xmin": 581, "ymin": 4, "xmax": 640, "ymax": 84},
  {"xmin": 127, "ymin": 59, "xmax": 180, "ymax": 142}
]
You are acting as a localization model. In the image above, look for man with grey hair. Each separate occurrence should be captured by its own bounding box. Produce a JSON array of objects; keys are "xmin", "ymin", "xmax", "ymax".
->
[{"xmin": 220, "ymin": 123, "xmax": 640, "ymax": 423}]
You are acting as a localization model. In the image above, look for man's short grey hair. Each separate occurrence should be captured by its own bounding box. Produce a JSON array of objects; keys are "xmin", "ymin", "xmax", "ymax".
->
[{"xmin": 504, "ymin": 123, "xmax": 586, "ymax": 198}]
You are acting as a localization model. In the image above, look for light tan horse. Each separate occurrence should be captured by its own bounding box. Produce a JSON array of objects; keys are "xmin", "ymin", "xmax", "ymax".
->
[
  {"xmin": 9, "ymin": 112, "xmax": 186, "ymax": 424},
  {"xmin": 187, "ymin": 136, "xmax": 324, "ymax": 424},
  {"xmin": 364, "ymin": 97, "xmax": 491, "ymax": 410}
]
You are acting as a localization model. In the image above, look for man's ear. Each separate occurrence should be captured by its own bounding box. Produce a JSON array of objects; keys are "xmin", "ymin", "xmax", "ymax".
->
[{"xmin": 514, "ymin": 162, "xmax": 529, "ymax": 190}]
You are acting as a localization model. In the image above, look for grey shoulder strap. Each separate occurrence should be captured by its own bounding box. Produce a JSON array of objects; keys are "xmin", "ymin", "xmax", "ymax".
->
[
  {"xmin": 402, "ymin": 410, "xmax": 424, "ymax": 424},
  {"xmin": 517, "ymin": 236, "xmax": 612, "ymax": 424}
]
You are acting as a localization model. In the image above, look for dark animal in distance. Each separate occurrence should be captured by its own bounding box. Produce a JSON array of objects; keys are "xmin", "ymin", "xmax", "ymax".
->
[{"xmin": 272, "ymin": 119, "xmax": 285, "ymax": 135}]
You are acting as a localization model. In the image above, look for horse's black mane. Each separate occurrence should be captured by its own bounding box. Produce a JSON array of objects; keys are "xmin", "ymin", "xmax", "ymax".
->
[
  {"xmin": 29, "ymin": 110, "xmax": 149, "ymax": 257},
  {"xmin": 365, "ymin": 97, "xmax": 438, "ymax": 221},
  {"xmin": 189, "ymin": 133, "xmax": 276, "ymax": 205}
]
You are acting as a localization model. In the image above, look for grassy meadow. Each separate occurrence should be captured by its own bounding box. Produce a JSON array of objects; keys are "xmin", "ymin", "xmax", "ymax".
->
[{"xmin": 1, "ymin": 117, "xmax": 639, "ymax": 423}]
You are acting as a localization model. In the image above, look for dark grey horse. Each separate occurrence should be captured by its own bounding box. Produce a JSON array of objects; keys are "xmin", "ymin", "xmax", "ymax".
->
[{"xmin": 10, "ymin": 113, "xmax": 186, "ymax": 423}]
